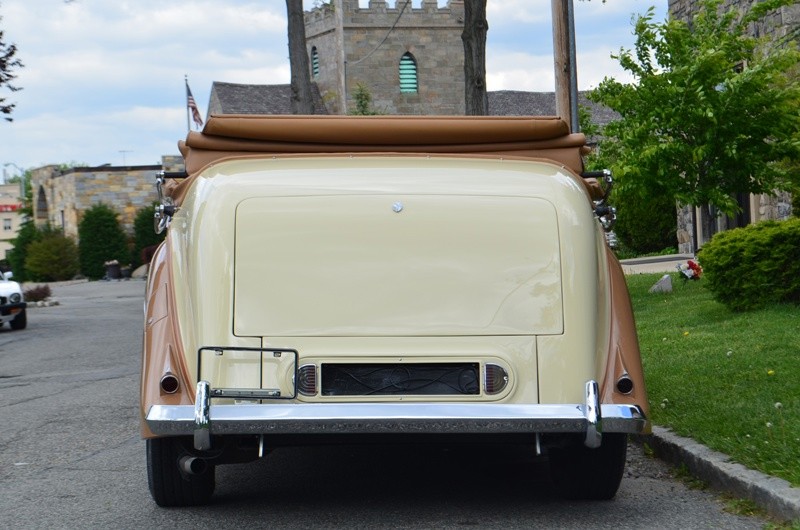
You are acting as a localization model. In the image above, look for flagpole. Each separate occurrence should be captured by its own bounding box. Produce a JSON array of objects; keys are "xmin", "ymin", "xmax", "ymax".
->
[{"xmin": 185, "ymin": 75, "xmax": 190, "ymax": 133}]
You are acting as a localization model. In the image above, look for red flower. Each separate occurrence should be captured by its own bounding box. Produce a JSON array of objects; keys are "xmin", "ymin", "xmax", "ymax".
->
[{"xmin": 687, "ymin": 260, "xmax": 702, "ymax": 278}]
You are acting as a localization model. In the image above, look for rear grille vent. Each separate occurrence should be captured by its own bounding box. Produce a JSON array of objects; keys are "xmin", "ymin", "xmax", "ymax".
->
[{"xmin": 321, "ymin": 363, "xmax": 479, "ymax": 396}]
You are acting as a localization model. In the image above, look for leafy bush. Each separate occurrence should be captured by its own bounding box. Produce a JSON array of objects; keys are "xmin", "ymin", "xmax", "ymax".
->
[
  {"xmin": 698, "ymin": 218, "xmax": 800, "ymax": 311},
  {"xmin": 78, "ymin": 203, "xmax": 129, "ymax": 280},
  {"xmin": 609, "ymin": 182, "xmax": 677, "ymax": 255},
  {"xmin": 24, "ymin": 284, "xmax": 52, "ymax": 302},
  {"xmin": 7, "ymin": 220, "xmax": 41, "ymax": 282},
  {"xmin": 131, "ymin": 203, "xmax": 165, "ymax": 268},
  {"xmin": 24, "ymin": 229, "xmax": 80, "ymax": 282}
]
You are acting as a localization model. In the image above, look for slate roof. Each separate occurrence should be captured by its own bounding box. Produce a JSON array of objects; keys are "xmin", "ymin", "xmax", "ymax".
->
[
  {"xmin": 207, "ymin": 81, "xmax": 329, "ymax": 116},
  {"xmin": 488, "ymin": 90, "xmax": 618, "ymax": 127},
  {"xmin": 206, "ymin": 84, "xmax": 618, "ymax": 134}
]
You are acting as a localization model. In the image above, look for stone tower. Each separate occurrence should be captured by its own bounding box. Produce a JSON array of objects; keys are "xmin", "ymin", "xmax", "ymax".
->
[{"xmin": 304, "ymin": 0, "xmax": 465, "ymax": 115}]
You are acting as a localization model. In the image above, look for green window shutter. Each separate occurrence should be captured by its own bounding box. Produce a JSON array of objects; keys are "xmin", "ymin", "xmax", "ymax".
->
[
  {"xmin": 311, "ymin": 47, "xmax": 320, "ymax": 78},
  {"xmin": 399, "ymin": 53, "xmax": 418, "ymax": 93}
]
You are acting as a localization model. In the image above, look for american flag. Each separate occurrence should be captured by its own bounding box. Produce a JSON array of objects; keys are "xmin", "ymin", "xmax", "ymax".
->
[{"xmin": 186, "ymin": 80, "xmax": 204, "ymax": 129}]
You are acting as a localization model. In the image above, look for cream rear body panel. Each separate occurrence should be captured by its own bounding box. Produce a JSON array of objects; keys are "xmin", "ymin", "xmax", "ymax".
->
[{"xmin": 166, "ymin": 156, "xmax": 602, "ymax": 403}]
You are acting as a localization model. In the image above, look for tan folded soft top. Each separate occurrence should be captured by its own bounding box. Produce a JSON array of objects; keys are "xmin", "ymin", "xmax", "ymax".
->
[{"xmin": 169, "ymin": 115, "xmax": 592, "ymax": 205}]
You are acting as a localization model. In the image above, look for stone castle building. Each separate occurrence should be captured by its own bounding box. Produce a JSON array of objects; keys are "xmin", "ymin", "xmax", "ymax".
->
[
  {"xmin": 668, "ymin": 0, "xmax": 799, "ymax": 253},
  {"xmin": 304, "ymin": 0, "xmax": 465, "ymax": 115}
]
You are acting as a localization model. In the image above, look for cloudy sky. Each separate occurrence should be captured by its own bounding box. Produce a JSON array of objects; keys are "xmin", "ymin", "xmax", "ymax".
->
[{"xmin": 0, "ymin": 0, "xmax": 666, "ymax": 174}]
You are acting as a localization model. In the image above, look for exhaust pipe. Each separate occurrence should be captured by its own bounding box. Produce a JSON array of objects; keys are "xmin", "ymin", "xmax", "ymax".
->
[{"xmin": 179, "ymin": 455, "xmax": 208, "ymax": 475}]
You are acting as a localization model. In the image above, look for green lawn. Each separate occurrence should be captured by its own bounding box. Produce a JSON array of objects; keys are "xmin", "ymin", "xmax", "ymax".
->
[{"xmin": 626, "ymin": 273, "xmax": 800, "ymax": 486}]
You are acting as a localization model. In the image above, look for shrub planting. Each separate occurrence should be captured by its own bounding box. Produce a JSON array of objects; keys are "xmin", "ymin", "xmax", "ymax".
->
[
  {"xmin": 78, "ymin": 203, "xmax": 129, "ymax": 280},
  {"xmin": 131, "ymin": 203, "xmax": 165, "ymax": 268},
  {"xmin": 24, "ymin": 229, "xmax": 80, "ymax": 282},
  {"xmin": 24, "ymin": 284, "xmax": 52, "ymax": 302},
  {"xmin": 698, "ymin": 217, "xmax": 800, "ymax": 311}
]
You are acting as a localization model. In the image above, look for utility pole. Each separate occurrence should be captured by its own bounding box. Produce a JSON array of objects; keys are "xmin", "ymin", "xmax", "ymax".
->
[{"xmin": 551, "ymin": 0, "xmax": 579, "ymax": 133}]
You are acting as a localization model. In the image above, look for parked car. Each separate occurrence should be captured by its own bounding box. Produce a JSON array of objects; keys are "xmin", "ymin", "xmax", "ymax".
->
[
  {"xmin": 0, "ymin": 271, "xmax": 28, "ymax": 329},
  {"xmin": 0, "ymin": 271, "xmax": 27, "ymax": 330},
  {"xmin": 141, "ymin": 115, "xmax": 649, "ymax": 506}
]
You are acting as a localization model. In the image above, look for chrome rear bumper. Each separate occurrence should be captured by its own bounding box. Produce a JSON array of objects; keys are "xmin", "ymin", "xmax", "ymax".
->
[{"xmin": 145, "ymin": 380, "xmax": 648, "ymax": 451}]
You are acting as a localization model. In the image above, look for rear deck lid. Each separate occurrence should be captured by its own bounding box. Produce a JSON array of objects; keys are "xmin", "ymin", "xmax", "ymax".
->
[{"xmin": 233, "ymin": 194, "xmax": 562, "ymax": 337}]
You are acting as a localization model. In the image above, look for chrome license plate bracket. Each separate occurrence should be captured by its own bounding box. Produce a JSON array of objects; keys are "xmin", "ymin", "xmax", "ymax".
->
[{"xmin": 197, "ymin": 346, "xmax": 299, "ymax": 400}]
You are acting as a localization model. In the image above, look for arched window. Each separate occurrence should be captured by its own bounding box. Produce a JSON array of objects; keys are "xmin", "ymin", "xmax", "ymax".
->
[
  {"xmin": 399, "ymin": 52, "xmax": 418, "ymax": 93},
  {"xmin": 311, "ymin": 46, "xmax": 320, "ymax": 78},
  {"xmin": 36, "ymin": 186, "xmax": 48, "ymax": 221}
]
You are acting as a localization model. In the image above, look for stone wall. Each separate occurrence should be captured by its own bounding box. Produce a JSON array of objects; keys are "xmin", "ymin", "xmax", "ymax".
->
[
  {"xmin": 305, "ymin": 0, "xmax": 465, "ymax": 115},
  {"xmin": 668, "ymin": 0, "xmax": 799, "ymax": 41},
  {"xmin": 29, "ymin": 156, "xmax": 182, "ymax": 241}
]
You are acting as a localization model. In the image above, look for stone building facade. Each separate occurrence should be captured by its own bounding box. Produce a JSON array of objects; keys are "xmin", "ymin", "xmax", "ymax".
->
[
  {"xmin": 668, "ymin": 0, "xmax": 799, "ymax": 253},
  {"xmin": 305, "ymin": 0, "xmax": 465, "ymax": 115},
  {"xmin": 29, "ymin": 155, "xmax": 183, "ymax": 241}
]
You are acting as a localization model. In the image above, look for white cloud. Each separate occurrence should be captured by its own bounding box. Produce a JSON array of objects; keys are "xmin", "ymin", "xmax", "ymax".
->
[
  {"xmin": 486, "ymin": 51, "xmax": 556, "ymax": 91},
  {"xmin": 0, "ymin": 0, "xmax": 666, "ymax": 170}
]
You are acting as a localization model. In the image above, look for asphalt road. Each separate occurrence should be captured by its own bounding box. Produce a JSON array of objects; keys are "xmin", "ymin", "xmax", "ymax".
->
[{"xmin": 0, "ymin": 280, "xmax": 770, "ymax": 529}]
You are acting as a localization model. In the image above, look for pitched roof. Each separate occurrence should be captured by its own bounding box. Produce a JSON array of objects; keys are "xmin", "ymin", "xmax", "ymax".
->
[
  {"xmin": 207, "ymin": 81, "xmax": 329, "ymax": 116},
  {"xmin": 488, "ymin": 90, "xmax": 618, "ymax": 127},
  {"xmin": 206, "ymin": 84, "xmax": 617, "ymax": 132}
]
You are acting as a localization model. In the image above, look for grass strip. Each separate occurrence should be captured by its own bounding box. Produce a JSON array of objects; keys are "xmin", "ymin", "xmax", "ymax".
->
[{"xmin": 626, "ymin": 273, "xmax": 800, "ymax": 486}]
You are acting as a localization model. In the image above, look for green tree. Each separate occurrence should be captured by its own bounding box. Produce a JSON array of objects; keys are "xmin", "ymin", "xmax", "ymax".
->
[
  {"xmin": 0, "ymin": 11, "xmax": 23, "ymax": 121},
  {"xmin": 78, "ymin": 203, "xmax": 129, "ymax": 280},
  {"xmin": 6, "ymin": 172, "xmax": 36, "ymax": 281},
  {"xmin": 25, "ymin": 227, "xmax": 79, "ymax": 282},
  {"xmin": 583, "ymin": 109, "xmax": 677, "ymax": 254},
  {"xmin": 589, "ymin": 0, "xmax": 800, "ymax": 236},
  {"xmin": 7, "ymin": 220, "xmax": 39, "ymax": 282},
  {"xmin": 131, "ymin": 202, "xmax": 165, "ymax": 268}
]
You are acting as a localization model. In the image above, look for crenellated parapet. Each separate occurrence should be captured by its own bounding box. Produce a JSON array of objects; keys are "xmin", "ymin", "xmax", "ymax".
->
[{"xmin": 306, "ymin": 1, "xmax": 464, "ymax": 35}]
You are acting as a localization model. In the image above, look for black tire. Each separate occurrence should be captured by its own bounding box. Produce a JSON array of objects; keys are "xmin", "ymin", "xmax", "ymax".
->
[
  {"xmin": 146, "ymin": 437, "xmax": 215, "ymax": 507},
  {"xmin": 10, "ymin": 309, "xmax": 26, "ymax": 330},
  {"xmin": 549, "ymin": 433, "xmax": 628, "ymax": 500}
]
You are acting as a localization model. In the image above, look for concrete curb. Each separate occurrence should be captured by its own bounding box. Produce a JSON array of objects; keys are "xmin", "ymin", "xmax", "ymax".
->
[{"xmin": 639, "ymin": 426, "xmax": 800, "ymax": 522}]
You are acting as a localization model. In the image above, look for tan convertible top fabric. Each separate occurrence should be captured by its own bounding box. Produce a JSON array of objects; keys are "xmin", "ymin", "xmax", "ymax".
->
[{"xmin": 169, "ymin": 115, "xmax": 590, "ymax": 205}]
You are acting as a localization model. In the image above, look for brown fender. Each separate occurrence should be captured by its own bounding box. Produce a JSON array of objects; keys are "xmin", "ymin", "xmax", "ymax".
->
[
  {"xmin": 600, "ymin": 247, "xmax": 651, "ymax": 429},
  {"xmin": 140, "ymin": 239, "xmax": 194, "ymax": 438}
]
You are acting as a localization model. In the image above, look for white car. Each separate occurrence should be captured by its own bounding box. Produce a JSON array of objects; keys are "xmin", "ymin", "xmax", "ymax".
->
[{"xmin": 0, "ymin": 271, "xmax": 26, "ymax": 330}]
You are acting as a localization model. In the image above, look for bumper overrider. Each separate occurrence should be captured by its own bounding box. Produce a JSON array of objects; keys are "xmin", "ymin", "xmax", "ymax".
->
[{"xmin": 146, "ymin": 380, "xmax": 648, "ymax": 451}]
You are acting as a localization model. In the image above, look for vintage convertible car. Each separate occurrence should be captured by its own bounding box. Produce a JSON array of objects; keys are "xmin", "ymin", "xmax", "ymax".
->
[
  {"xmin": 141, "ymin": 115, "xmax": 649, "ymax": 506},
  {"xmin": 0, "ymin": 271, "xmax": 27, "ymax": 330}
]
